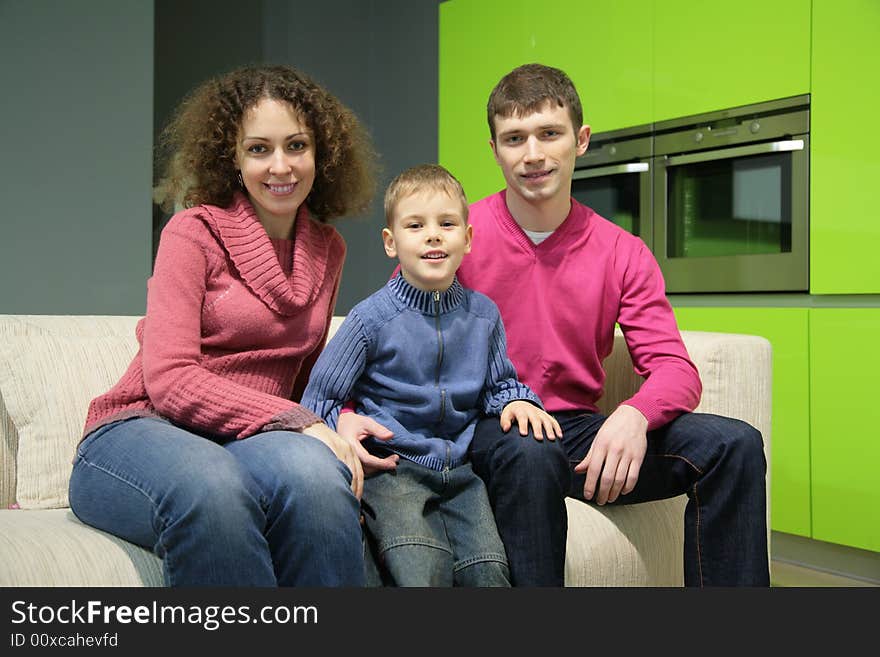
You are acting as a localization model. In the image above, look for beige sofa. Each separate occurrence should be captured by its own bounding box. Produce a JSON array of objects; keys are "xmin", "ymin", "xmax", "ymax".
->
[{"xmin": 0, "ymin": 314, "xmax": 771, "ymax": 586}]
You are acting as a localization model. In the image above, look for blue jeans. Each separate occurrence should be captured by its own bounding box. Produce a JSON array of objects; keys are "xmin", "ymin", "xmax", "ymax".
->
[
  {"xmin": 469, "ymin": 411, "xmax": 769, "ymax": 587},
  {"xmin": 69, "ymin": 417, "xmax": 364, "ymax": 587},
  {"xmin": 362, "ymin": 459, "xmax": 510, "ymax": 587}
]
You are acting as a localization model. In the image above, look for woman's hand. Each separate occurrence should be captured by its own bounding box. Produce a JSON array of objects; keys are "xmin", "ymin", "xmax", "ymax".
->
[
  {"xmin": 302, "ymin": 422, "xmax": 364, "ymax": 500},
  {"xmin": 500, "ymin": 401, "xmax": 563, "ymax": 441}
]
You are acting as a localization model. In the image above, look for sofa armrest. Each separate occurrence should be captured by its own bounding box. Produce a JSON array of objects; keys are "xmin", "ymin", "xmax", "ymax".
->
[
  {"xmin": 599, "ymin": 329, "xmax": 771, "ymax": 461},
  {"xmin": 598, "ymin": 328, "xmax": 772, "ymax": 545},
  {"xmin": 681, "ymin": 331, "xmax": 772, "ymax": 468}
]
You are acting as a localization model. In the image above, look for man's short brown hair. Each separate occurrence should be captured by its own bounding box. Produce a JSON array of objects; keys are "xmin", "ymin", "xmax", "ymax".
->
[
  {"xmin": 384, "ymin": 164, "xmax": 468, "ymax": 226},
  {"xmin": 487, "ymin": 63, "xmax": 583, "ymax": 141}
]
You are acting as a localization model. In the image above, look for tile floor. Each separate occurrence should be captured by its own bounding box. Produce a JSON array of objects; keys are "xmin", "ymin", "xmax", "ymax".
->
[{"xmin": 770, "ymin": 559, "xmax": 879, "ymax": 587}]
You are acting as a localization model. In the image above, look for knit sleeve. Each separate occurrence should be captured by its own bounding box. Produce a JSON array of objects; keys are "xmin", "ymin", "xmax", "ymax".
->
[
  {"xmin": 481, "ymin": 313, "xmax": 544, "ymax": 416},
  {"xmin": 142, "ymin": 225, "xmax": 320, "ymax": 439},
  {"xmin": 616, "ymin": 241, "xmax": 702, "ymax": 430},
  {"xmin": 300, "ymin": 312, "xmax": 369, "ymax": 431}
]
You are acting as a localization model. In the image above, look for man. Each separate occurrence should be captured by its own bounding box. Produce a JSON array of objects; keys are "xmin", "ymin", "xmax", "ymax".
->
[{"xmin": 343, "ymin": 63, "xmax": 769, "ymax": 587}]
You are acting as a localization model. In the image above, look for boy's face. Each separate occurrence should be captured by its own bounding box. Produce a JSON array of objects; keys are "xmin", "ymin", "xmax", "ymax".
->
[
  {"xmin": 490, "ymin": 101, "xmax": 590, "ymax": 208},
  {"xmin": 383, "ymin": 190, "xmax": 473, "ymax": 292}
]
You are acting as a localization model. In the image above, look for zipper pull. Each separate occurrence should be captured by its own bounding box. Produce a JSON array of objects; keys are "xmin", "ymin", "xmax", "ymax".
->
[{"xmin": 433, "ymin": 290, "xmax": 440, "ymax": 303}]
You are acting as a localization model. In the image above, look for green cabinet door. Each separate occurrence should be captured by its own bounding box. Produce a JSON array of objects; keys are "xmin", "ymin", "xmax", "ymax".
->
[
  {"xmin": 672, "ymin": 306, "xmax": 811, "ymax": 537},
  {"xmin": 810, "ymin": 1, "xmax": 880, "ymax": 294},
  {"xmin": 439, "ymin": 0, "xmax": 653, "ymax": 203},
  {"xmin": 810, "ymin": 308, "xmax": 880, "ymax": 552},
  {"xmin": 653, "ymin": 0, "xmax": 810, "ymax": 121}
]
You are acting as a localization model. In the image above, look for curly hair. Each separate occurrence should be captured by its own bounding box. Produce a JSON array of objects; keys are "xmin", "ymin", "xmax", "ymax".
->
[{"xmin": 155, "ymin": 65, "xmax": 378, "ymax": 222}]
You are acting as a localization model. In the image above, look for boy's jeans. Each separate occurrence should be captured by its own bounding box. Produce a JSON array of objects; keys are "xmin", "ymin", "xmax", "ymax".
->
[
  {"xmin": 470, "ymin": 411, "xmax": 769, "ymax": 587},
  {"xmin": 69, "ymin": 417, "xmax": 364, "ymax": 586},
  {"xmin": 362, "ymin": 459, "xmax": 510, "ymax": 586}
]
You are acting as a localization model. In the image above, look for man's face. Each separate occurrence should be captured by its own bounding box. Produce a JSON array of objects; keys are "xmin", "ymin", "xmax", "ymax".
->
[{"xmin": 490, "ymin": 102, "xmax": 590, "ymax": 207}]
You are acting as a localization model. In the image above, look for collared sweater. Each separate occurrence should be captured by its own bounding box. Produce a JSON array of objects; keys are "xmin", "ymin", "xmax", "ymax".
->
[
  {"xmin": 82, "ymin": 192, "xmax": 344, "ymax": 440},
  {"xmin": 301, "ymin": 275, "xmax": 542, "ymax": 471},
  {"xmin": 456, "ymin": 191, "xmax": 701, "ymax": 431}
]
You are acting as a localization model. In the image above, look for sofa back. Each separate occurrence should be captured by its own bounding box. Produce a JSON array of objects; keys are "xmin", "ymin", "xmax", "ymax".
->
[
  {"xmin": 0, "ymin": 315, "xmax": 142, "ymax": 508},
  {"xmin": 0, "ymin": 314, "xmax": 635, "ymax": 509},
  {"xmin": 0, "ymin": 314, "xmax": 769, "ymax": 511}
]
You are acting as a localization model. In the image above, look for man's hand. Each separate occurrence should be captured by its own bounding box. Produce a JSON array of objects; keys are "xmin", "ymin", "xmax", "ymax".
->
[
  {"xmin": 302, "ymin": 421, "xmax": 365, "ymax": 500},
  {"xmin": 500, "ymin": 400, "xmax": 562, "ymax": 441},
  {"xmin": 573, "ymin": 404, "xmax": 647, "ymax": 505},
  {"xmin": 335, "ymin": 412, "xmax": 398, "ymax": 477}
]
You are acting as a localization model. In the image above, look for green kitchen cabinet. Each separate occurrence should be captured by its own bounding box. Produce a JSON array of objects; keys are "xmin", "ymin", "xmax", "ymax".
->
[
  {"xmin": 810, "ymin": 0, "xmax": 880, "ymax": 294},
  {"xmin": 439, "ymin": 0, "xmax": 654, "ymax": 202},
  {"xmin": 672, "ymin": 306, "xmax": 811, "ymax": 538},
  {"xmin": 653, "ymin": 0, "xmax": 811, "ymax": 122},
  {"xmin": 809, "ymin": 309, "xmax": 880, "ymax": 552}
]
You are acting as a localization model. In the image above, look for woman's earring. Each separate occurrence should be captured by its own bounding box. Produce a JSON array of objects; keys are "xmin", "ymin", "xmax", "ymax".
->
[{"xmin": 236, "ymin": 171, "xmax": 244, "ymax": 188}]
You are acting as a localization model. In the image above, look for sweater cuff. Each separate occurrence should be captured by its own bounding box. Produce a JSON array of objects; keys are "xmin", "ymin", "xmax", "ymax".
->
[
  {"xmin": 262, "ymin": 405, "xmax": 323, "ymax": 433},
  {"xmin": 619, "ymin": 398, "xmax": 662, "ymax": 432}
]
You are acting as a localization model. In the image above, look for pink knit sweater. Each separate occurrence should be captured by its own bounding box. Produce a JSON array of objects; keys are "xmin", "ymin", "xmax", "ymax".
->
[
  {"xmin": 457, "ymin": 192, "xmax": 701, "ymax": 431},
  {"xmin": 83, "ymin": 193, "xmax": 345, "ymax": 440}
]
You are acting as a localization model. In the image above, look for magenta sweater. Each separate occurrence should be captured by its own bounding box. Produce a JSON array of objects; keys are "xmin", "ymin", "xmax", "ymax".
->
[
  {"xmin": 456, "ymin": 191, "xmax": 701, "ymax": 431},
  {"xmin": 83, "ymin": 193, "xmax": 345, "ymax": 440}
]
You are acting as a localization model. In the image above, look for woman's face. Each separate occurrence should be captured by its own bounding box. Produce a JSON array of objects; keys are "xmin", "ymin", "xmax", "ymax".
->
[{"xmin": 235, "ymin": 97, "xmax": 316, "ymax": 236}]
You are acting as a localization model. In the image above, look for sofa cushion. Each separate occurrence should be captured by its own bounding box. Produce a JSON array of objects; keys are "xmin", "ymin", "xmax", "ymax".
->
[
  {"xmin": 0, "ymin": 332, "xmax": 138, "ymax": 508},
  {"xmin": 0, "ymin": 508, "xmax": 163, "ymax": 586}
]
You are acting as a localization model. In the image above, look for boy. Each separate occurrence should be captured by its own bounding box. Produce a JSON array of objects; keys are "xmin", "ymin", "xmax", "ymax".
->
[
  {"xmin": 339, "ymin": 65, "xmax": 769, "ymax": 587},
  {"xmin": 302, "ymin": 164, "xmax": 560, "ymax": 586}
]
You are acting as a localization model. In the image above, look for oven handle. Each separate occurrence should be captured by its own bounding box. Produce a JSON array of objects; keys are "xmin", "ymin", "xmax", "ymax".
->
[
  {"xmin": 664, "ymin": 139, "xmax": 804, "ymax": 167},
  {"xmin": 572, "ymin": 162, "xmax": 650, "ymax": 180}
]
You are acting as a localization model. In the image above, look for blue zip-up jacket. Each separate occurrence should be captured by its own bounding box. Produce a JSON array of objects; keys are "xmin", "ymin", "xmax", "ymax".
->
[{"xmin": 301, "ymin": 274, "xmax": 542, "ymax": 471}]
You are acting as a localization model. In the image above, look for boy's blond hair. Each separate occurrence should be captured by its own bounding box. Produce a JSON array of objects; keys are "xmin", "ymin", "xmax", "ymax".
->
[{"xmin": 384, "ymin": 164, "xmax": 469, "ymax": 226}]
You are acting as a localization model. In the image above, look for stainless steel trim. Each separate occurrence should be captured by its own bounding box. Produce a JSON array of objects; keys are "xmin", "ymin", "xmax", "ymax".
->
[
  {"xmin": 665, "ymin": 139, "xmax": 804, "ymax": 167},
  {"xmin": 652, "ymin": 94, "xmax": 810, "ymax": 133},
  {"xmin": 572, "ymin": 162, "xmax": 650, "ymax": 180},
  {"xmin": 653, "ymin": 133, "xmax": 809, "ymax": 293}
]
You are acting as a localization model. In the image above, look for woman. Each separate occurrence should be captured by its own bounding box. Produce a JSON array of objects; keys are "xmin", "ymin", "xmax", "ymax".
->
[{"xmin": 69, "ymin": 65, "xmax": 376, "ymax": 586}]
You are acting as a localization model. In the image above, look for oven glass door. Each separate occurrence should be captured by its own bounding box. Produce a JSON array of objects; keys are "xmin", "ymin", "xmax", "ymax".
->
[
  {"xmin": 654, "ymin": 138, "xmax": 809, "ymax": 292},
  {"xmin": 571, "ymin": 163, "xmax": 652, "ymax": 249}
]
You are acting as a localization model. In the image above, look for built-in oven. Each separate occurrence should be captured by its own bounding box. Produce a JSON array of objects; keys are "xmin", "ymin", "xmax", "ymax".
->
[
  {"xmin": 572, "ymin": 124, "xmax": 653, "ymax": 249},
  {"xmin": 652, "ymin": 95, "xmax": 810, "ymax": 292}
]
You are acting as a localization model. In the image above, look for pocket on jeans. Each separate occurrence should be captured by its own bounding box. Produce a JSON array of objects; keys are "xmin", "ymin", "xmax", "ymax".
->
[{"xmin": 76, "ymin": 419, "xmax": 127, "ymax": 457}]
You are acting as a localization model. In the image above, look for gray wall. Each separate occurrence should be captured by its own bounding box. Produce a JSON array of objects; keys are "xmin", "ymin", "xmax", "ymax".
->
[
  {"xmin": 155, "ymin": 0, "xmax": 439, "ymax": 313},
  {"xmin": 263, "ymin": 0, "xmax": 439, "ymax": 312},
  {"xmin": 0, "ymin": 0, "xmax": 438, "ymax": 316},
  {"xmin": 0, "ymin": 0, "xmax": 154, "ymax": 315}
]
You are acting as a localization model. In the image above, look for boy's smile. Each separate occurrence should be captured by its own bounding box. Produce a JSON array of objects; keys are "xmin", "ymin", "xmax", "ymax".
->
[{"xmin": 383, "ymin": 190, "xmax": 472, "ymax": 292}]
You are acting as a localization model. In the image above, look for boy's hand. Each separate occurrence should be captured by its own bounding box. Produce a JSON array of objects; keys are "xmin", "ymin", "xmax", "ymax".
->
[
  {"xmin": 500, "ymin": 401, "xmax": 562, "ymax": 441},
  {"xmin": 336, "ymin": 412, "xmax": 399, "ymax": 476}
]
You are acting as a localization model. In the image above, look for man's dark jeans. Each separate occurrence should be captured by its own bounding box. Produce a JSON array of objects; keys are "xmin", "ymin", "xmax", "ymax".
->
[{"xmin": 469, "ymin": 411, "xmax": 770, "ymax": 587}]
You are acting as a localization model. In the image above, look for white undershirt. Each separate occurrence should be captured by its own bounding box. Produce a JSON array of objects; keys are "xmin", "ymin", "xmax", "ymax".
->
[{"xmin": 522, "ymin": 227, "xmax": 555, "ymax": 245}]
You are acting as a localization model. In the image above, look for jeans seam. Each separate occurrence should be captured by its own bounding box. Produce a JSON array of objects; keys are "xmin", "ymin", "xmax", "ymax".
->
[
  {"xmin": 378, "ymin": 536, "xmax": 452, "ymax": 554},
  {"xmin": 452, "ymin": 553, "xmax": 508, "ymax": 572},
  {"xmin": 73, "ymin": 453, "xmax": 172, "ymax": 583},
  {"xmin": 693, "ymin": 483, "xmax": 703, "ymax": 587},
  {"xmin": 659, "ymin": 453, "xmax": 704, "ymax": 586},
  {"xmin": 659, "ymin": 453, "xmax": 704, "ymax": 475}
]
